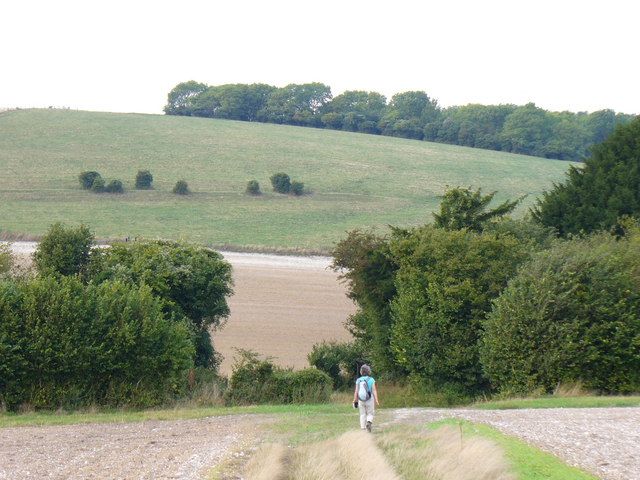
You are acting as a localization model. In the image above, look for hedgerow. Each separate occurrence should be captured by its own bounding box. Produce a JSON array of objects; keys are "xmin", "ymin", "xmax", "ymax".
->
[
  {"xmin": 0, "ymin": 276, "xmax": 194, "ymax": 410},
  {"xmin": 482, "ymin": 231, "xmax": 640, "ymax": 395}
]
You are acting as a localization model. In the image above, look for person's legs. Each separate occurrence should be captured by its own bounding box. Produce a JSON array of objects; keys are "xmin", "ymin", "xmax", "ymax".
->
[
  {"xmin": 358, "ymin": 401, "xmax": 367, "ymax": 429},
  {"xmin": 364, "ymin": 398, "xmax": 375, "ymax": 432}
]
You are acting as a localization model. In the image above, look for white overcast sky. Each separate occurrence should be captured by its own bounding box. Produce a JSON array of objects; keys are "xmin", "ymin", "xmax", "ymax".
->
[{"xmin": 1, "ymin": 0, "xmax": 638, "ymax": 115}]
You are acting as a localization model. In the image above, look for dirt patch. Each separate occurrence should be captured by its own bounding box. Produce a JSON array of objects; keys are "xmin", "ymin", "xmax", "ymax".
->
[
  {"xmin": 388, "ymin": 407, "xmax": 640, "ymax": 480},
  {"xmin": 214, "ymin": 254, "xmax": 355, "ymax": 375},
  {"xmin": 0, "ymin": 415, "xmax": 266, "ymax": 480}
]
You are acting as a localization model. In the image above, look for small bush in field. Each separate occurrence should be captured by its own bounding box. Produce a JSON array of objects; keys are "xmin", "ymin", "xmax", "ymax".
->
[
  {"xmin": 91, "ymin": 176, "xmax": 105, "ymax": 192},
  {"xmin": 246, "ymin": 180, "xmax": 261, "ymax": 195},
  {"xmin": 173, "ymin": 180, "xmax": 189, "ymax": 195},
  {"xmin": 104, "ymin": 179, "xmax": 124, "ymax": 193},
  {"xmin": 290, "ymin": 180, "xmax": 305, "ymax": 196},
  {"xmin": 135, "ymin": 170, "xmax": 153, "ymax": 189},
  {"xmin": 79, "ymin": 171, "xmax": 102, "ymax": 190},
  {"xmin": 270, "ymin": 173, "xmax": 291, "ymax": 194}
]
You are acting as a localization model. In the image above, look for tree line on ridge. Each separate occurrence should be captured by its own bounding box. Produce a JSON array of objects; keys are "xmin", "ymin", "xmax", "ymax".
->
[{"xmin": 164, "ymin": 81, "xmax": 636, "ymax": 161}]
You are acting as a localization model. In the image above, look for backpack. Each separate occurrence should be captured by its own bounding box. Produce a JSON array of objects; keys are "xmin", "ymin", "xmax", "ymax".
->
[{"xmin": 357, "ymin": 377, "xmax": 372, "ymax": 401}]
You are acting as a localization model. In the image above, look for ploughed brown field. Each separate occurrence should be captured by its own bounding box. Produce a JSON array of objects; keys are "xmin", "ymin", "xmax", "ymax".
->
[{"xmin": 214, "ymin": 252, "xmax": 356, "ymax": 375}]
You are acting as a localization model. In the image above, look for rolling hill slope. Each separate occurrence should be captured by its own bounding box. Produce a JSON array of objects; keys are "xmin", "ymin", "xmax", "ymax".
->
[{"xmin": 0, "ymin": 109, "xmax": 574, "ymax": 250}]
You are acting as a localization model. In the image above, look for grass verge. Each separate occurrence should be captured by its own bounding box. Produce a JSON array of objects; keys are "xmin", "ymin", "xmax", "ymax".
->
[
  {"xmin": 0, "ymin": 403, "xmax": 348, "ymax": 429},
  {"xmin": 429, "ymin": 419, "xmax": 597, "ymax": 480},
  {"xmin": 474, "ymin": 395, "xmax": 640, "ymax": 410}
]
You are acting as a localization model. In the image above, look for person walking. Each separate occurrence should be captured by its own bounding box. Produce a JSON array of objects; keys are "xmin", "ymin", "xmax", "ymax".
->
[{"xmin": 353, "ymin": 364, "xmax": 379, "ymax": 432}]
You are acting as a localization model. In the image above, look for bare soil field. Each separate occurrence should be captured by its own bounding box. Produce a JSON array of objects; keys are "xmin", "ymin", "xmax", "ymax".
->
[
  {"xmin": 0, "ymin": 414, "xmax": 265, "ymax": 480},
  {"xmin": 216, "ymin": 252, "xmax": 355, "ymax": 374},
  {"xmin": 7, "ymin": 244, "xmax": 356, "ymax": 375}
]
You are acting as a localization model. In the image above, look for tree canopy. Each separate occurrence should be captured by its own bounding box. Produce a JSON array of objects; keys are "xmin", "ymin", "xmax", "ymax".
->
[
  {"xmin": 532, "ymin": 117, "xmax": 640, "ymax": 235},
  {"xmin": 165, "ymin": 81, "xmax": 636, "ymax": 161}
]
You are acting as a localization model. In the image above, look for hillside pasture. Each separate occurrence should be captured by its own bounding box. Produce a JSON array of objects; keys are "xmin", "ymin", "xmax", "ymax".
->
[{"xmin": 0, "ymin": 109, "xmax": 574, "ymax": 250}]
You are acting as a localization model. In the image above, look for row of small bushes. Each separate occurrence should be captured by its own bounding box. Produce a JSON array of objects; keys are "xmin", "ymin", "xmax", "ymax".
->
[
  {"xmin": 246, "ymin": 173, "xmax": 306, "ymax": 196},
  {"xmin": 224, "ymin": 350, "xmax": 332, "ymax": 405},
  {"xmin": 79, "ymin": 171, "xmax": 189, "ymax": 195}
]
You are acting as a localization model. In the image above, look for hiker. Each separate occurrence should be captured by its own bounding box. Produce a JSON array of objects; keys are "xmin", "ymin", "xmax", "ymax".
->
[{"xmin": 353, "ymin": 364, "xmax": 379, "ymax": 432}]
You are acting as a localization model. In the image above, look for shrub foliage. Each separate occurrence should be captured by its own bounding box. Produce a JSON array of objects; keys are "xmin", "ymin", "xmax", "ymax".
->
[
  {"xmin": 104, "ymin": 179, "xmax": 124, "ymax": 193},
  {"xmin": 0, "ymin": 276, "xmax": 194, "ymax": 410},
  {"xmin": 482, "ymin": 231, "xmax": 640, "ymax": 394},
  {"xmin": 245, "ymin": 180, "xmax": 261, "ymax": 195},
  {"xmin": 34, "ymin": 223, "xmax": 94, "ymax": 277},
  {"xmin": 290, "ymin": 180, "xmax": 305, "ymax": 196},
  {"xmin": 307, "ymin": 341, "xmax": 367, "ymax": 389},
  {"xmin": 0, "ymin": 244, "xmax": 12, "ymax": 277},
  {"xmin": 270, "ymin": 173, "xmax": 291, "ymax": 194},
  {"xmin": 91, "ymin": 176, "xmax": 105, "ymax": 192},
  {"xmin": 173, "ymin": 180, "xmax": 189, "ymax": 195},
  {"xmin": 88, "ymin": 240, "xmax": 233, "ymax": 368},
  {"xmin": 78, "ymin": 171, "xmax": 102, "ymax": 190},
  {"xmin": 225, "ymin": 350, "xmax": 332, "ymax": 405},
  {"xmin": 135, "ymin": 170, "xmax": 153, "ymax": 189},
  {"xmin": 532, "ymin": 117, "xmax": 640, "ymax": 236},
  {"xmin": 390, "ymin": 226, "xmax": 530, "ymax": 394}
]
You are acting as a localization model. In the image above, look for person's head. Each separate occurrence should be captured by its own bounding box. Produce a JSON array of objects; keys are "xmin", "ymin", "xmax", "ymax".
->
[{"xmin": 360, "ymin": 364, "xmax": 371, "ymax": 376}]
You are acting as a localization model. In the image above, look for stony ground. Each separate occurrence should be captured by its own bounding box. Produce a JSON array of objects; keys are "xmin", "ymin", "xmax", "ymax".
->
[
  {"xmin": 2, "ymin": 408, "xmax": 638, "ymax": 479},
  {"xmin": 0, "ymin": 415, "xmax": 264, "ymax": 480},
  {"xmin": 388, "ymin": 407, "xmax": 640, "ymax": 480}
]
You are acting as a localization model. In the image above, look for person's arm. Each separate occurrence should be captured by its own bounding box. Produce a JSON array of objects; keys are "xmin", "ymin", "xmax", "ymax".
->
[
  {"xmin": 373, "ymin": 383, "xmax": 379, "ymax": 406},
  {"xmin": 353, "ymin": 383, "xmax": 359, "ymax": 407}
]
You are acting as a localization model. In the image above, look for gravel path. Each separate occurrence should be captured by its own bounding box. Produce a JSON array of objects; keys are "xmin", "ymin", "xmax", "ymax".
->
[
  {"xmin": 388, "ymin": 407, "xmax": 640, "ymax": 480},
  {"xmin": 0, "ymin": 415, "xmax": 262, "ymax": 480}
]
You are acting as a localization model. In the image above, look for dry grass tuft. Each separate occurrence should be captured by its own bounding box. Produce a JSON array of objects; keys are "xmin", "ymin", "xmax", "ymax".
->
[
  {"xmin": 553, "ymin": 381, "xmax": 594, "ymax": 397},
  {"xmin": 244, "ymin": 443, "xmax": 289, "ymax": 480},
  {"xmin": 427, "ymin": 426, "xmax": 514, "ymax": 480},
  {"xmin": 378, "ymin": 425, "xmax": 514, "ymax": 480},
  {"xmin": 245, "ymin": 431, "xmax": 399, "ymax": 480}
]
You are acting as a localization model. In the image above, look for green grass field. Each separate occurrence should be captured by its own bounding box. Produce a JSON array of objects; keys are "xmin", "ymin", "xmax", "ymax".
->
[{"xmin": 0, "ymin": 109, "xmax": 574, "ymax": 250}]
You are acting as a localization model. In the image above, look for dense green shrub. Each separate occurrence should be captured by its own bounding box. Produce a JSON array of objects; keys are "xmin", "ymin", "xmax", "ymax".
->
[
  {"xmin": 104, "ymin": 179, "xmax": 124, "ymax": 193},
  {"xmin": 225, "ymin": 350, "xmax": 332, "ymax": 405},
  {"xmin": 88, "ymin": 240, "xmax": 233, "ymax": 368},
  {"xmin": 245, "ymin": 180, "xmax": 261, "ymax": 195},
  {"xmin": 389, "ymin": 226, "xmax": 531, "ymax": 395},
  {"xmin": 482, "ymin": 231, "xmax": 640, "ymax": 395},
  {"xmin": 433, "ymin": 186, "xmax": 520, "ymax": 232},
  {"xmin": 78, "ymin": 171, "xmax": 102, "ymax": 190},
  {"xmin": 0, "ymin": 276, "xmax": 194, "ymax": 410},
  {"xmin": 90, "ymin": 176, "xmax": 105, "ymax": 193},
  {"xmin": 308, "ymin": 341, "xmax": 366, "ymax": 389},
  {"xmin": 135, "ymin": 170, "xmax": 153, "ymax": 189},
  {"xmin": 290, "ymin": 180, "xmax": 305, "ymax": 196},
  {"xmin": 532, "ymin": 117, "xmax": 640, "ymax": 236},
  {"xmin": 173, "ymin": 180, "xmax": 189, "ymax": 195},
  {"xmin": 34, "ymin": 223, "xmax": 94, "ymax": 277},
  {"xmin": 270, "ymin": 173, "xmax": 291, "ymax": 194},
  {"xmin": 331, "ymin": 229, "xmax": 401, "ymax": 374}
]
